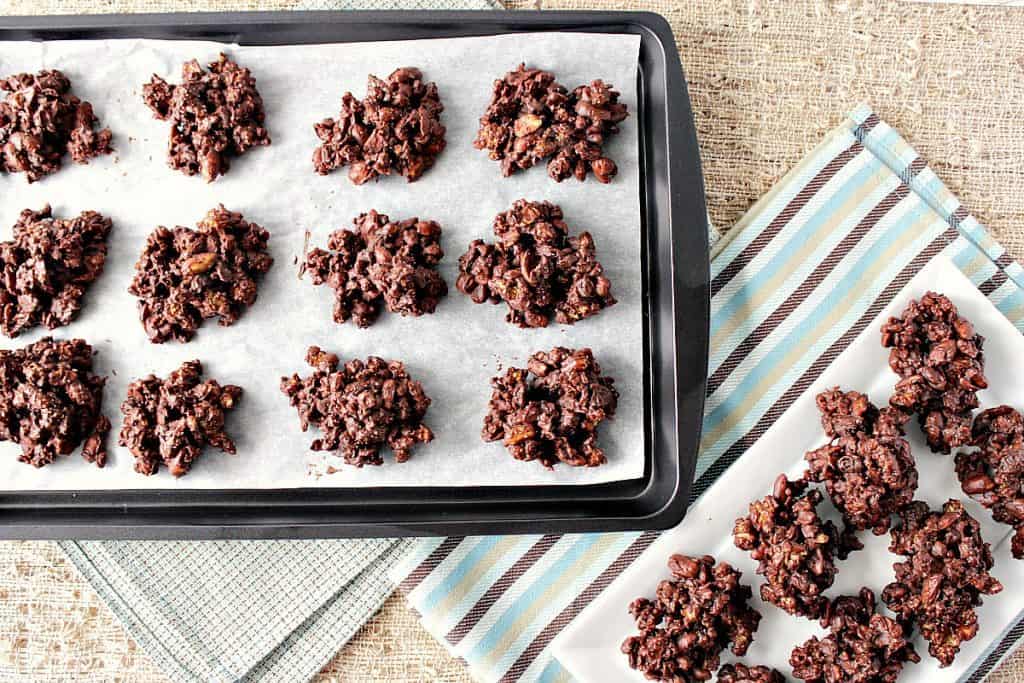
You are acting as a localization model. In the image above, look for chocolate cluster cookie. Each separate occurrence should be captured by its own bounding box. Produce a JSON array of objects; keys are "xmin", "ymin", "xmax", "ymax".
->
[
  {"xmin": 881, "ymin": 292, "xmax": 987, "ymax": 453},
  {"xmin": 804, "ymin": 388, "xmax": 918, "ymax": 546},
  {"xmin": 956, "ymin": 405, "xmax": 1024, "ymax": 558},
  {"xmin": 717, "ymin": 664, "xmax": 785, "ymax": 683},
  {"xmin": 882, "ymin": 499, "xmax": 1002, "ymax": 667},
  {"xmin": 790, "ymin": 588, "xmax": 919, "ymax": 683},
  {"xmin": 0, "ymin": 69, "xmax": 112, "ymax": 182},
  {"xmin": 621, "ymin": 554, "xmax": 762, "ymax": 683},
  {"xmin": 313, "ymin": 67, "xmax": 445, "ymax": 185},
  {"xmin": 281, "ymin": 346, "xmax": 433, "ymax": 467},
  {"xmin": 474, "ymin": 64, "xmax": 628, "ymax": 183},
  {"xmin": 143, "ymin": 54, "xmax": 270, "ymax": 182},
  {"xmin": 129, "ymin": 205, "xmax": 273, "ymax": 343},
  {"xmin": 733, "ymin": 474, "xmax": 840, "ymax": 619},
  {"xmin": 482, "ymin": 347, "xmax": 618, "ymax": 468},
  {"xmin": 303, "ymin": 210, "xmax": 446, "ymax": 328},
  {"xmin": 0, "ymin": 206, "xmax": 112, "ymax": 337},
  {"xmin": 119, "ymin": 360, "xmax": 242, "ymax": 477},
  {"xmin": 456, "ymin": 199, "xmax": 615, "ymax": 328},
  {"xmin": 0, "ymin": 337, "xmax": 109, "ymax": 467}
]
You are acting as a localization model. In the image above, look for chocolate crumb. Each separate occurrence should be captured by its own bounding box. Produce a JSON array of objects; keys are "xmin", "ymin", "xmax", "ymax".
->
[{"xmin": 718, "ymin": 664, "xmax": 785, "ymax": 683}]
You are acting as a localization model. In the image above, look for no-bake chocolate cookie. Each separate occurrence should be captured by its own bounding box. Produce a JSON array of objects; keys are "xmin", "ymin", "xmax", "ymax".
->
[
  {"xmin": 482, "ymin": 347, "xmax": 618, "ymax": 468},
  {"xmin": 956, "ymin": 405, "xmax": 1024, "ymax": 558},
  {"xmin": 456, "ymin": 199, "xmax": 615, "ymax": 328},
  {"xmin": 303, "ymin": 210, "xmax": 446, "ymax": 328},
  {"xmin": 281, "ymin": 346, "xmax": 433, "ymax": 467},
  {"xmin": 882, "ymin": 499, "xmax": 1002, "ymax": 667},
  {"xmin": 717, "ymin": 664, "xmax": 785, "ymax": 683},
  {"xmin": 790, "ymin": 588, "xmax": 919, "ymax": 683},
  {"xmin": 881, "ymin": 292, "xmax": 987, "ymax": 453},
  {"xmin": 733, "ymin": 474, "xmax": 840, "ymax": 619},
  {"xmin": 0, "ymin": 206, "xmax": 112, "ymax": 337},
  {"xmin": 474, "ymin": 64, "xmax": 627, "ymax": 183},
  {"xmin": 0, "ymin": 70, "xmax": 112, "ymax": 182},
  {"xmin": 313, "ymin": 67, "xmax": 445, "ymax": 185},
  {"xmin": 143, "ymin": 54, "xmax": 270, "ymax": 182},
  {"xmin": 621, "ymin": 554, "xmax": 762, "ymax": 683},
  {"xmin": 128, "ymin": 205, "xmax": 273, "ymax": 343},
  {"xmin": 804, "ymin": 388, "xmax": 918, "ymax": 546},
  {"xmin": 0, "ymin": 337, "xmax": 109, "ymax": 467},
  {"xmin": 119, "ymin": 360, "xmax": 242, "ymax": 477}
]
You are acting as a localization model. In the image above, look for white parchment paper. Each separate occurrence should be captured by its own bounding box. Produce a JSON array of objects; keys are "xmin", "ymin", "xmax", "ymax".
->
[{"xmin": 0, "ymin": 32, "xmax": 643, "ymax": 489}]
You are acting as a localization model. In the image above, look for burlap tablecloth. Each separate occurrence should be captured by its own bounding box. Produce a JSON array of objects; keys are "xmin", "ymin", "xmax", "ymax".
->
[{"xmin": 3, "ymin": 0, "xmax": 1024, "ymax": 680}]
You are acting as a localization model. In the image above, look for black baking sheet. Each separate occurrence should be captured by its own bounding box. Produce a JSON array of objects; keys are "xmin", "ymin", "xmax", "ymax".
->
[{"xmin": 0, "ymin": 11, "xmax": 708, "ymax": 539}]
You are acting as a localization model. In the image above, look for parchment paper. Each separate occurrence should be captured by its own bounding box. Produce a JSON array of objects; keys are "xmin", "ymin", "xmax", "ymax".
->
[{"xmin": 0, "ymin": 32, "xmax": 644, "ymax": 489}]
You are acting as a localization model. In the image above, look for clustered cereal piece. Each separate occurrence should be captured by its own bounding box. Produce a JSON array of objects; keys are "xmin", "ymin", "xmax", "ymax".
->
[
  {"xmin": 143, "ymin": 54, "xmax": 270, "ymax": 182},
  {"xmin": 0, "ymin": 69, "xmax": 112, "ymax": 182},
  {"xmin": 303, "ymin": 210, "xmax": 446, "ymax": 328},
  {"xmin": 717, "ymin": 664, "xmax": 785, "ymax": 683},
  {"xmin": 0, "ymin": 206, "xmax": 112, "ymax": 337},
  {"xmin": 882, "ymin": 499, "xmax": 1002, "ymax": 667},
  {"xmin": 620, "ymin": 554, "xmax": 762, "ymax": 683},
  {"xmin": 456, "ymin": 199, "xmax": 615, "ymax": 328},
  {"xmin": 119, "ymin": 360, "xmax": 242, "ymax": 477},
  {"xmin": 129, "ymin": 205, "xmax": 273, "ymax": 343},
  {"xmin": 733, "ymin": 474, "xmax": 840, "ymax": 619},
  {"xmin": 281, "ymin": 346, "xmax": 433, "ymax": 467},
  {"xmin": 482, "ymin": 347, "xmax": 618, "ymax": 469},
  {"xmin": 955, "ymin": 405, "xmax": 1024, "ymax": 558},
  {"xmin": 0, "ymin": 337, "xmax": 109, "ymax": 467},
  {"xmin": 474, "ymin": 64, "xmax": 628, "ymax": 183},
  {"xmin": 790, "ymin": 588, "xmax": 919, "ymax": 683},
  {"xmin": 313, "ymin": 67, "xmax": 445, "ymax": 185},
  {"xmin": 881, "ymin": 292, "xmax": 987, "ymax": 453},
  {"xmin": 804, "ymin": 388, "xmax": 918, "ymax": 546}
]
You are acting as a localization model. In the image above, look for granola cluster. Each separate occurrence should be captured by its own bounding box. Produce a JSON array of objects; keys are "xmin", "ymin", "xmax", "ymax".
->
[
  {"xmin": 0, "ymin": 337, "xmax": 109, "ymax": 468},
  {"xmin": 881, "ymin": 292, "xmax": 987, "ymax": 453},
  {"xmin": 790, "ymin": 588, "xmax": 919, "ymax": 683},
  {"xmin": 456, "ymin": 199, "xmax": 614, "ymax": 328},
  {"xmin": 0, "ymin": 206, "xmax": 112, "ymax": 337},
  {"xmin": 804, "ymin": 388, "xmax": 918, "ymax": 545},
  {"xmin": 955, "ymin": 405, "xmax": 1024, "ymax": 558},
  {"xmin": 313, "ymin": 67, "xmax": 445, "ymax": 185},
  {"xmin": 733, "ymin": 474, "xmax": 840, "ymax": 619},
  {"xmin": 621, "ymin": 554, "xmax": 762, "ymax": 683},
  {"xmin": 717, "ymin": 664, "xmax": 785, "ymax": 683},
  {"xmin": 0, "ymin": 69, "xmax": 112, "ymax": 182},
  {"xmin": 128, "ymin": 206, "xmax": 273, "ymax": 343},
  {"xmin": 143, "ymin": 54, "xmax": 271, "ymax": 182},
  {"xmin": 474, "ymin": 64, "xmax": 628, "ymax": 183},
  {"xmin": 119, "ymin": 360, "xmax": 242, "ymax": 477},
  {"xmin": 882, "ymin": 499, "xmax": 1002, "ymax": 667},
  {"xmin": 281, "ymin": 346, "xmax": 433, "ymax": 467},
  {"xmin": 482, "ymin": 347, "xmax": 618, "ymax": 469},
  {"xmin": 303, "ymin": 210, "xmax": 446, "ymax": 328}
]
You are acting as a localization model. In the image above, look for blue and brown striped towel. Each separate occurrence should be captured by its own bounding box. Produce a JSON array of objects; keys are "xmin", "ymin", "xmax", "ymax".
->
[{"xmin": 387, "ymin": 103, "xmax": 1024, "ymax": 683}]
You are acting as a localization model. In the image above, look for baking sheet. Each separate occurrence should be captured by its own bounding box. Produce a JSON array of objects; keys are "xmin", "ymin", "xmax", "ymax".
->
[
  {"xmin": 0, "ymin": 31, "xmax": 644, "ymax": 490},
  {"xmin": 552, "ymin": 256, "xmax": 1024, "ymax": 682}
]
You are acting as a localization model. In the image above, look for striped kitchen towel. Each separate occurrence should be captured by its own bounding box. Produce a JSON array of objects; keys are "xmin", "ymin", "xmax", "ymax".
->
[{"xmin": 387, "ymin": 103, "xmax": 1024, "ymax": 683}]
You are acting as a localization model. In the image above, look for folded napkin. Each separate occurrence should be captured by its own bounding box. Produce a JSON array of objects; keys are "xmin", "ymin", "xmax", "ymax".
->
[{"xmin": 389, "ymin": 104, "xmax": 1024, "ymax": 682}]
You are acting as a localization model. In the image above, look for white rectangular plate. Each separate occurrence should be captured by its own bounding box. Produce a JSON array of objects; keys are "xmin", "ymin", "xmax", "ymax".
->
[{"xmin": 552, "ymin": 255, "xmax": 1024, "ymax": 682}]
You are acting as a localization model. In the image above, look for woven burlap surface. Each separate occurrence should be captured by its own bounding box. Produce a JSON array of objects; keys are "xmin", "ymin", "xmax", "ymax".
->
[{"xmin": 3, "ymin": 0, "xmax": 1024, "ymax": 680}]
